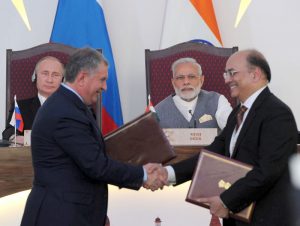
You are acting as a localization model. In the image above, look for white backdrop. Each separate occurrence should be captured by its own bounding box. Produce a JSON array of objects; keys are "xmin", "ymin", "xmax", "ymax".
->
[
  {"xmin": 0, "ymin": 0, "xmax": 300, "ymax": 225},
  {"xmin": 1, "ymin": 0, "xmax": 300, "ymax": 131}
]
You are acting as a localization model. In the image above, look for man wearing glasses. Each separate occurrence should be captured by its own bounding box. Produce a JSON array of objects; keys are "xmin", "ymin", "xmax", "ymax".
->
[
  {"xmin": 2, "ymin": 56, "xmax": 64, "ymax": 143},
  {"xmin": 155, "ymin": 57, "xmax": 232, "ymax": 130},
  {"xmin": 150, "ymin": 49, "xmax": 298, "ymax": 226}
]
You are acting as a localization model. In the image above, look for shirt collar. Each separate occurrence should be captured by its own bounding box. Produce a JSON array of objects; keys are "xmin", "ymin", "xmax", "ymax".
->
[
  {"xmin": 173, "ymin": 94, "xmax": 198, "ymax": 109},
  {"xmin": 242, "ymin": 85, "xmax": 267, "ymax": 109},
  {"xmin": 172, "ymin": 94, "xmax": 198, "ymax": 121},
  {"xmin": 37, "ymin": 93, "xmax": 47, "ymax": 105},
  {"xmin": 61, "ymin": 83, "xmax": 84, "ymax": 102}
]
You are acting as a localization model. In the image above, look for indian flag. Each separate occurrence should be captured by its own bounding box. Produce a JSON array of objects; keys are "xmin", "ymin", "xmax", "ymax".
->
[{"xmin": 160, "ymin": 0, "xmax": 223, "ymax": 48}]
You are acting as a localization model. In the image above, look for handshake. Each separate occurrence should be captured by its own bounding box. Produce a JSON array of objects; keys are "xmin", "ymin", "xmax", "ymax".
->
[{"xmin": 143, "ymin": 163, "xmax": 169, "ymax": 191}]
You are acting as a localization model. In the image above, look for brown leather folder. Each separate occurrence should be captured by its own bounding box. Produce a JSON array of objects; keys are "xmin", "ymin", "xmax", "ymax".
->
[
  {"xmin": 104, "ymin": 111, "xmax": 176, "ymax": 165},
  {"xmin": 186, "ymin": 150, "xmax": 255, "ymax": 223}
]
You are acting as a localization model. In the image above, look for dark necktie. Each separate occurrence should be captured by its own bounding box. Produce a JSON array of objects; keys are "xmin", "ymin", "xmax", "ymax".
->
[
  {"xmin": 209, "ymin": 214, "xmax": 221, "ymax": 226},
  {"xmin": 236, "ymin": 105, "xmax": 248, "ymax": 130},
  {"xmin": 86, "ymin": 107, "xmax": 101, "ymax": 132}
]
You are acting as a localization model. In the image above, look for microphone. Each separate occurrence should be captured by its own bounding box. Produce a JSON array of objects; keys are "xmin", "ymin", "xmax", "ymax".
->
[{"xmin": 188, "ymin": 110, "xmax": 197, "ymax": 128}]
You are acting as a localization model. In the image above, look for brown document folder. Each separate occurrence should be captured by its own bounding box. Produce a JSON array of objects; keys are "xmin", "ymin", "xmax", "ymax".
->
[
  {"xmin": 104, "ymin": 112, "xmax": 176, "ymax": 165},
  {"xmin": 186, "ymin": 150, "xmax": 255, "ymax": 223}
]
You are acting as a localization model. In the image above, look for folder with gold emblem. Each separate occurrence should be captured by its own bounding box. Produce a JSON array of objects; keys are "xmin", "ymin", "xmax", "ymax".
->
[
  {"xmin": 104, "ymin": 111, "xmax": 176, "ymax": 165},
  {"xmin": 186, "ymin": 150, "xmax": 255, "ymax": 223}
]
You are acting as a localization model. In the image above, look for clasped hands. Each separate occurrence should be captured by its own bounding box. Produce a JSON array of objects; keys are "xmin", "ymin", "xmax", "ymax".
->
[
  {"xmin": 142, "ymin": 164, "xmax": 229, "ymax": 218},
  {"xmin": 143, "ymin": 163, "xmax": 168, "ymax": 191}
]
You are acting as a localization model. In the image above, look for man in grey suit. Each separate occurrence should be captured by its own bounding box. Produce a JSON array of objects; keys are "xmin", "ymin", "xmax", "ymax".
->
[
  {"xmin": 155, "ymin": 57, "xmax": 232, "ymax": 130},
  {"xmin": 21, "ymin": 48, "xmax": 160, "ymax": 226},
  {"xmin": 149, "ymin": 49, "xmax": 298, "ymax": 226}
]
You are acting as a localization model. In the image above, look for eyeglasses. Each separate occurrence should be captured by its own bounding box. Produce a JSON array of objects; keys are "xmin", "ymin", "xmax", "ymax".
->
[
  {"xmin": 174, "ymin": 74, "xmax": 200, "ymax": 81},
  {"xmin": 223, "ymin": 70, "xmax": 240, "ymax": 80},
  {"xmin": 40, "ymin": 71, "xmax": 63, "ymax": 80}
]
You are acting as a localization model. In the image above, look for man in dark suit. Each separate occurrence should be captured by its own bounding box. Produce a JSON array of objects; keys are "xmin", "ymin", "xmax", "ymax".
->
[
  {"xmin": 20, "ymin": 48, "xmax": 160, "ymax": 226},
  {"xmin": 2, "ymin": 56, "xmax": 64, "ymax": 142},
  {"xmin": 149, "ymin": 49, "xmax": 298, "ymax": 226}
]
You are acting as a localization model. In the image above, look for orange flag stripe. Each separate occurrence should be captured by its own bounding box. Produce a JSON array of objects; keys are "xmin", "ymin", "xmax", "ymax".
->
[{"xmin": 190, "ymin": 0, "xmax": 223, "ymax": 46}]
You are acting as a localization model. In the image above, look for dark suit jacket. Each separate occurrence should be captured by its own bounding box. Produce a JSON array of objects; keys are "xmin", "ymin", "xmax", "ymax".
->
[
  {"xmin": 172, "ymin": 87, "xmax": 298, "ymax": 226},
  {"xmin": 21, "ymin": 85, "xmax": 144, "ymax": 226},
  {"xmin": 2, "ymin": 96, "xmax": 41, "ymax": 140}
]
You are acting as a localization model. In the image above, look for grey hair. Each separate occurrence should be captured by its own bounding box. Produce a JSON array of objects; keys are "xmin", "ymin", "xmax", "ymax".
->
[
  {"xmin": 171, "ymin": 57, "xmax": 202, "ymax": 77},
  {"xmin": 35, "ymin": 56, "xmax": 64, "ymax": 75},
  {"xmin": 64, "ymin": 48, "xmax": 108, "ymax": 83}
]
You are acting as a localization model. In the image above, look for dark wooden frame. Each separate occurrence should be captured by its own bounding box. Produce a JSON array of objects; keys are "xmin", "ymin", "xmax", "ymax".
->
[
  {"xmin": 6, "ymin": 43, "xmax": 102, "ymax": 129},
  {"xmin": 145, "ymin": 42, "xmax": 238, "ymax": 105}
]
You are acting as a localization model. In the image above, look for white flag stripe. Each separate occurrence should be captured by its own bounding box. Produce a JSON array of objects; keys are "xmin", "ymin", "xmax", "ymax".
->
[
  {"xmin": 160, "ymin": 0, "xmax": 220, "ymax": 48},
  {"xmin": 9, "ymin": 111, "xmax": 16, "ymax": 127},
  {"xmin": 96, "ymin": 0, "xmax": 103, "ymax": 8},
  {"xmin": 149, "ymin": 106, "xmax": 156, "ymax": 112},
  {"xmin": 9, "ymin": 95, "xmax": 17, "ymax": 127}
]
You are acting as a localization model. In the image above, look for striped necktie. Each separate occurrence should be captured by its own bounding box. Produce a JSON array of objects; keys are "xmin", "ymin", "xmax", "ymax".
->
[{"xmin": 236, "ymin": 105, "xmax": 247, "ymax": 130}]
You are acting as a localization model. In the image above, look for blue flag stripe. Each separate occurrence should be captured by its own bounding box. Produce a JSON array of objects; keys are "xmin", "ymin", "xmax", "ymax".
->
[{"xmin": 50, "ymin": 0, "xmax": 123, "ymax": 127}]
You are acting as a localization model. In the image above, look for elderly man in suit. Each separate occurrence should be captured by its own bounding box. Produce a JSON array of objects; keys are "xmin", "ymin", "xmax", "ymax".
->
[
  {"xmin": 2, "ymin": 56, "xmax": 64, "ymax": 143},
  {"xmin": 20, "ymin": 48, "xmax": 160, "ymax": 226},
  {"xmin": 149, "ymin": 49, "xmax": 298, "ymax": 226}
]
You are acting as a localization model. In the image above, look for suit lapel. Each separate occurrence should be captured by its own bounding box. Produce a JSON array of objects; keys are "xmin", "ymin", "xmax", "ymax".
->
[
  {"xmin": 231, "ymin": 108, "xmax": 256, "ymax": 158},
  {"xmin": 225, "ymin": 106, "xmax": 239, "ymax": 157},
  {"xmin": 85, "ymin": 107, "xmax": 102, "ymax": 134},
  {"xmin": 84, "ymin": 108, "xmax": 106, "ymax": 153},
  {"xmin": 31, "ymin": 96, "xmax": 41, "ymax": 112},
  {"xmin": 59, "ymin": 85, "xmax": 104, "ymax": 142},
  {"xmin": 26, "ymin": 96, "xmax": 41, "ymax": 125},
  {"xmin": 231, "ymin": 87, "xmax": 270, "ymax": 158}
]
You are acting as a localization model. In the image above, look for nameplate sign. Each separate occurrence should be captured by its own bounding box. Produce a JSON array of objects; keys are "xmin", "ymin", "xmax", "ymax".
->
[
  {"xmin": 163, "ymin": 128, "xmax": 218, "ymax": 146},
  {"xmin": 24, "ymin": 130, "xmax": 32, "ymax": 146}
]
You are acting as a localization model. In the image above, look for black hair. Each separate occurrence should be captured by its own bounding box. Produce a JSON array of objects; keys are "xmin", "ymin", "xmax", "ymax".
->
[{"xmin": 246, "ymin": 50, "xmax": 271, "ymax": 82}]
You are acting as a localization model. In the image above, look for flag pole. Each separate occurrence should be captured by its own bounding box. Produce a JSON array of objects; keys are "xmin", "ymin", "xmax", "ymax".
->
[
  {"xmin": 148, "ymin": 95, "xmax": 151, "ymax": 106},
  {"xmin": 14, "ymin": 95, "xmax": 17, "ymax": 147},
  {"xmin": 14, "ymin": 124, "xmax": 17, "ymax": 146}
]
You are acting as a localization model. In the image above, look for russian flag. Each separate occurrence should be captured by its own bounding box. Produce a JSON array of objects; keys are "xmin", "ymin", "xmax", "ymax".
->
[
  {"xmin": 145, "ymin": 95, "xmax": 155, "ymax": 113},
  {"xmin": 9, "ymin": 95, "xmax": 24, "ymax": 132},
  {"xmin": 50, "ymin": 0, "xmax": 123, "ymax": 135}
]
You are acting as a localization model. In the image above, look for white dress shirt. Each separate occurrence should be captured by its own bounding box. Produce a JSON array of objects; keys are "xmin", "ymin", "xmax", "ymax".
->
[
  {"xmin": 173, "ymin": 93, "xmax": 232, "ymax": 130},
  {"xmin": 38, "ymin": 93, "xmax": 47, "ymax": 105},
  {"xmin": 173, "ymin": 95, "xmax": 197, "ymax": 122},
  {"xmin": 229, "ymin": 86, "xmax": 267, "ymax": 156}
]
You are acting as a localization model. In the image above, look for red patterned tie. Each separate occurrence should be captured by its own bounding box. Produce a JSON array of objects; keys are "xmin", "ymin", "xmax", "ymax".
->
[
  {"xmin": 236, "ymin": 105, "xmax": 248, "ymax": 130},
  {"xmin": 209, "ymin": 214, "xmax": 221, "ymax": 226}
]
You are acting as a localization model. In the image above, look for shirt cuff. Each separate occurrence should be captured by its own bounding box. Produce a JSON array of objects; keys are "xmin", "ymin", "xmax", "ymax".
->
[
  {"xmin": 165, "ymin": 166, "xmax": 176, "ymax": 185},
  {"xmin": 143, "ymin": 167, "xmax": 147, "ymax": 182},
  {"xmin": 220, "ymin": 197, "xmax": 228, "ymax": 209}
]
